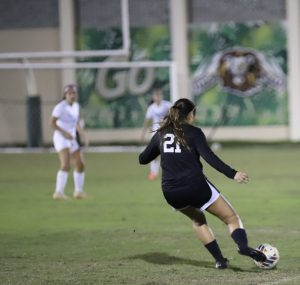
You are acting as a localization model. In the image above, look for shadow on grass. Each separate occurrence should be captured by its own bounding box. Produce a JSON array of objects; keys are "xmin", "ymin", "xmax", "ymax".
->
[
  {"xmin": 127, "ymin": 252, "xmax": 258, "ymax": 272},
  {"xmin": 127, "ymin": 252, "xmax": 211, "ymax": 268}
]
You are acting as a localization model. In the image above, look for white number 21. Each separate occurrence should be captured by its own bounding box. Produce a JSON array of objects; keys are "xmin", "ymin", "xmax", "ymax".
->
[{"xmin": 163, "ymin": 134, "xmax": 182, "ymax": 153}]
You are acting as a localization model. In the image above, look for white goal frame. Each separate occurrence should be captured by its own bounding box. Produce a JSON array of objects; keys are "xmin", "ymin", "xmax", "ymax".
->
[
  {"xmin": 0, "ymin": 60, "xmax": 179, "ymax": 103},
  {"xmin": 0, "ymin": 0, "xmax": 130, "ymax": 59}
]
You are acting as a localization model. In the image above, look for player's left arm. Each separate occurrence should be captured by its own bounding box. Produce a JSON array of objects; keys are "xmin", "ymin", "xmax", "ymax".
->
[
  {"xmin": 76, "ymin": 114, "xmax": 89, "ymax": 147},
  {"xmin": 194, "ymin": 128, "xmax": 237, "ymax": 179},
  {"xmin": 233, "ymin": 171, "xmax": 249, "ymax": 184},
  {"xmin": 195, "ymin": 129, "xmax": 249, "ymax": 183}
]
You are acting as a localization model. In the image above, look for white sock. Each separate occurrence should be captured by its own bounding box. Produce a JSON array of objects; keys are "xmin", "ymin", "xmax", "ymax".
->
[
  {"xmin": 73, "ymin": 171, "xmax": 85, "ymax": 193},
  {"xmin": 55, "ymin": 170, "xmax": 68, "ymax": 194},
  {"xmin": 150, "ymin": 160, "xmax": 160, "ymax": 175}
]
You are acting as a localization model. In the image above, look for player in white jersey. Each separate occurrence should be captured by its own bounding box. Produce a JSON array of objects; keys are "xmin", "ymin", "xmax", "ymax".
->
[
  {"xmin": 141, "ymin": 88, "xmax": 172, "ymax": 180},
  {"xmin": 50, "ymin": 84, "xmax": 87, "ymax": 200}
]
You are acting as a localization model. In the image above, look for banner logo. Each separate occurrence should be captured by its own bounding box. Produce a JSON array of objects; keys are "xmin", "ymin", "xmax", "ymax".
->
[{"xmin": 192, "ymin": 47, "xmax": 286, "ymax": 97}]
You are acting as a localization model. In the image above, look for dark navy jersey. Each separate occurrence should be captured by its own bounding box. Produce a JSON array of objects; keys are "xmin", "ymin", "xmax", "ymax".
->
[{"xmin": 139, "ymin": 124, "xmax": 237, "ymax": 190}]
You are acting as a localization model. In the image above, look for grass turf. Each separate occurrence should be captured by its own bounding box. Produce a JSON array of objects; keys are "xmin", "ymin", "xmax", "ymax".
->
[{"xmin": 0, "ymin": 146, "xmax": 299, "ymax": 285}]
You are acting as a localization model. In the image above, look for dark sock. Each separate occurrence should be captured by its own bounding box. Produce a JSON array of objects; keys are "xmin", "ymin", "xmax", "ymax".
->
[
  {"xmin": 231, "ymin": 229, "xmax": 266, "ymax": 262},
  {"xmin": 205, "ymin": 240, "xmax": 225, "ymax": 261},
  {"xmin": 231, "ymin": 228, "xmax": 248, "ymax": 249}
]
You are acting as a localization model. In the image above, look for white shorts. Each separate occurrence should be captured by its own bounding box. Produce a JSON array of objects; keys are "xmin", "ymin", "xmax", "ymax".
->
[
  {"xmin": 53, "ymin": 131, "xmax": 80, "ymax": 153},
  {"xmin": 200, "ymin": 180, "xmax": 220, "ymax": 211}
]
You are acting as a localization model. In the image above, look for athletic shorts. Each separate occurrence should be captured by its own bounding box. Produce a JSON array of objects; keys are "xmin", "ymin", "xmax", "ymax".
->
[
  {"xmin": 162, "ymin": 177, "xmax": 220, "ymax": 211},
  {"xmin": 53, "ymin": 131, "xmax": 80, "ymax": 153}
]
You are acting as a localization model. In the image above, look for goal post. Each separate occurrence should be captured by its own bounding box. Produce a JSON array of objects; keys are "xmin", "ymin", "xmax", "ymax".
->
[
  {"xmin": 0, "ymin": 60, "xmax": 178, "ymax": 103},
  {"xmin": 0, "ymin": 60, "xmax": 178, "ymax": 146}
]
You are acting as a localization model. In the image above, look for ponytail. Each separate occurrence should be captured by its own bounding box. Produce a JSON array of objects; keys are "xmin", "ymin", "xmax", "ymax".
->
[{"xmin": 157, "ymin": 98, "xmax": 195, "ymax": 149}]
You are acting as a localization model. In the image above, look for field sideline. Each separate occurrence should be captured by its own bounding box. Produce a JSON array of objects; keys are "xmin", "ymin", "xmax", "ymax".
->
[{"xmin": 0, "ymin": 146, "xmax": 299, "ymax": 285}]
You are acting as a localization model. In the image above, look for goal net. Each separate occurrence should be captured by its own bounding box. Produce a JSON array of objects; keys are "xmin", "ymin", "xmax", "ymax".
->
[{"xmin": 0, "ymin": 61, "xmax": 177, "ymax": 146}]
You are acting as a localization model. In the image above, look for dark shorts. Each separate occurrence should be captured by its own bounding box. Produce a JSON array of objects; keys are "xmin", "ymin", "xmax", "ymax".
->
[{"xmin": 162, "ymin": 177, "xmax": 220, "ymax": 210}]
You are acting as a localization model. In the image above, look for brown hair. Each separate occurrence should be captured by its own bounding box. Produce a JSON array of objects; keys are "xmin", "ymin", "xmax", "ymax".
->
[
  {"xmin": 157, "ymin": 98, "xmax": 195, "ymax": 149},
  {"xmin": 62, "ymin": 84, "xmax": 77, "ymax": 99}
]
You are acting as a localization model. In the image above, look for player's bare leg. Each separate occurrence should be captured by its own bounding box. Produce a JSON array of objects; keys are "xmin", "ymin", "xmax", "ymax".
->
[
  {"xmin": 206, "ymin": 195, "xmax": 242, "ymax": 233},
  {"xmin": 207, "ymin": 195, "xmax": 266, "ymax": 262},
  {"xmin": 180, "ymin": 206, "xmax": 229, "ymax": 269}
]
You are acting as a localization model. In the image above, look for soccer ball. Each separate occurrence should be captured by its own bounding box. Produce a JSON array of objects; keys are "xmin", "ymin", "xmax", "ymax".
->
[{"xmin": 254, "ymin": 243, "xmax": 280, "ymax": 270}]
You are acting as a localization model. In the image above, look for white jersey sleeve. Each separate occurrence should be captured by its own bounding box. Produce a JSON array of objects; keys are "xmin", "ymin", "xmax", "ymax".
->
[{"xmin": 52, "ymin": 102, "xmax": 63, "ymax": 118}]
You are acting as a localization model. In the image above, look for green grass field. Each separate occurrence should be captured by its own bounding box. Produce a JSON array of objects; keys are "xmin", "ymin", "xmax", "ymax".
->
[{"xmin": 0, "ymin": 146, "xmax": 299, "ymax": 285}]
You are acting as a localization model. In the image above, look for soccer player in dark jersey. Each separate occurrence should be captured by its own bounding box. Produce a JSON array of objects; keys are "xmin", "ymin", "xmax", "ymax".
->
[{"xmin": 139, "ymin": 98, "xmax": 266, "ymax": 269}]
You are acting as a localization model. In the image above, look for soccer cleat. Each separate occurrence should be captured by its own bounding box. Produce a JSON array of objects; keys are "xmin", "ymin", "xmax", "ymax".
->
[
  {"xmin": 52, "ymin": 192, "xmax": 70, "ymax": 200},
  {"xmin": 147, "ymin": 172, "xmax": 158, "ymax": 181},
  {"xmin": 238, "ymin": 246, "xmax": 267, "ymax": 262},
  {"xmin": 215, "ymin": 258, "xmax": 229, "ymax": 269},
  {"xmin": 73, "ymin": 191, "xmax": 87, "ymax": 199}
]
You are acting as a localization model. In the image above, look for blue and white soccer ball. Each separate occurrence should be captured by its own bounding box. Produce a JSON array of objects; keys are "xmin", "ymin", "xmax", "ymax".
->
[{"xmin": 254, "ymin": 243, "xmax": 280, "ymax": 269}]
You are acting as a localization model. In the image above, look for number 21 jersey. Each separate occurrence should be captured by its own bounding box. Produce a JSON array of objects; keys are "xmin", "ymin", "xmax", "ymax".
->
[{"xmin": 139, "ymin": 124, "xmax": 236, "ymax": 187}]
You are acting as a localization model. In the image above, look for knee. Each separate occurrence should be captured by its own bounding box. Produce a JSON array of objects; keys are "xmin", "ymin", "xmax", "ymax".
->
[
  {"xmin": 76, "ymin": 161, "xmax": 85, "ymax": 172},
  {"xmin": 223, "ymin": 213, "xmax": 241, "ymax": 226},
  {"xmin": 60, "ymin": 159, "xmax": 71, "ymax": 172},
  {"xmin": 60, "ymin": 164, "xmax": 70, "ymax": 172},
  {"xmin": 192, "ymin": 215, "xmax": 207, "ymax": 227},
  {"xmin": 193, "ymin": 221, "xmax": 206, "ymax": 229}
]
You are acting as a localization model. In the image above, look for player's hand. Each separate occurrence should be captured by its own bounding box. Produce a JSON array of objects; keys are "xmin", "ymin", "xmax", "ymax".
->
[
  {"xmin": 234, "ymin": 171, "xmax": 249, "ymax": 184},
  {"xmin": 62, "ymin": 130, "xmax": 73, "ymax": 140}
]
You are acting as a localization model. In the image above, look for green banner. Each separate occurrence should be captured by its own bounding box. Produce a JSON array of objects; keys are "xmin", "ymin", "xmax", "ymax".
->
[
  {"xmin": 77, "ymin": 22, "xmax": 287, "ymax": 129},
  {"xmin": 190, "ymin": 22, "xmax": 287, "ymax": 126},
  {"xmin": 77, "ymin": 26, "xmax": 170, "ymax": 129}
]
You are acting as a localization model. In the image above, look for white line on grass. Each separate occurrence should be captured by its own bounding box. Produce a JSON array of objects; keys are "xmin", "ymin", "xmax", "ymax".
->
[
  {"xmin": 0, "ymin": 146, "xmax": 145, "ymax": 154},
  {"xmin": 266, "ymin": 275, "xmax": 300, "ymax": 285}
]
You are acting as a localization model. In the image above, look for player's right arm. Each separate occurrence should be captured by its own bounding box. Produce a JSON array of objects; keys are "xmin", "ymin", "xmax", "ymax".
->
[
  {"xmin": 139, "ymin": 133, "xmax": 160, "ymax": 164},
  {"xmin": 50, "ymin": 116, "xmax": 73, "ymax": 139}
]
